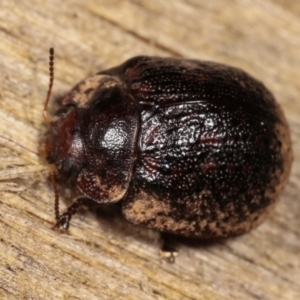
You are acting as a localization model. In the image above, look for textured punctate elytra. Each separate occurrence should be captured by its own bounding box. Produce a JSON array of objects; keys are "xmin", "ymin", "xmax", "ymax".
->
[{"xmin": 45, "ymin": 55, "xmax": 292, "ymax": 243}]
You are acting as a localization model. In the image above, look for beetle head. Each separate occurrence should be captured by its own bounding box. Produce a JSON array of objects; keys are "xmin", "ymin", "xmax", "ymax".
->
[
  {"xmin": 45, "ymin": 104, "xmax": 83, "ymax": 181},
  {"xmin": 45, "ymin": 74, "xmax": 139, "ymax": 203}
]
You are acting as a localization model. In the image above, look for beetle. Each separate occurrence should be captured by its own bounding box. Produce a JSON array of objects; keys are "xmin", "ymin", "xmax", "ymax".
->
[{"xmin": 43, "ymin": 49, "xmax": 292, "ymax": 261}]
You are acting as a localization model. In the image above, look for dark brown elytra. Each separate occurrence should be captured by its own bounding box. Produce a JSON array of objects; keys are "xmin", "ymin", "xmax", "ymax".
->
[{"xmin": 43, "ymin": 49, "xmax": 292, "ymax": 261}]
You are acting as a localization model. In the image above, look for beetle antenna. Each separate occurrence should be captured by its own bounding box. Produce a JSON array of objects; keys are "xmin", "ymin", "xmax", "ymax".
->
[
  {"xmin": 50, "ymin": 164, "xmax": 60, "ymax": 220},
  {"xmin": 43, "ymin": 48, "xmax": 55, "ymax": 124}
]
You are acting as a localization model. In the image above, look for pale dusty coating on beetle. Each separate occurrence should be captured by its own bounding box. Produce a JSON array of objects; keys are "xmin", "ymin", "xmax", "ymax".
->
[
  {"xmin": 62, "ymin": 75, "xmax": 120, "ymax": 108},
  {"xmin": 255, "ymin": 101, "xmax": 293, "ymax": 224},
  {"xmin": 96, "ymin": 176, "xmax": 128, "ymax": 203},
  {"xmin": 96, "ymin": 172, "xmax": 130, "ymax": 202},
  {"xmin": 94, "ymin": 174, "xmax": 127, "ymax": 202},
  {"xmin": 77, "ymin": 171, "xmax": 129, "ymax": 203},
  {"xmin": 254, "ymin": 92, "xmax": 293, "ymax": 216},
  {"xmin": 271, "ymin": 102, "xmax": 293, "ymax": 196},
  {"xmin": 124, "ymin": 190, "xmax": 280, "ymax": 238},
  {"xmin": 108, "ymin": 184, "xmax": 128, "ymax": 201}
]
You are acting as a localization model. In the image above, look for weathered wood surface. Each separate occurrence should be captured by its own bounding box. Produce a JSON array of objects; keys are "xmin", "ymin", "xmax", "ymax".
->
[{"xmin": 0, "ymin": 1, "xmax": 299, "ymax": 299}]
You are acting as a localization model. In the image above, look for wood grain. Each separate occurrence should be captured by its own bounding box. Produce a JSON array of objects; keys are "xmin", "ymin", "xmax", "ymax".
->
[{"xmin": 0, "ymin": 0, "xmax": 299, "ymax": 299}]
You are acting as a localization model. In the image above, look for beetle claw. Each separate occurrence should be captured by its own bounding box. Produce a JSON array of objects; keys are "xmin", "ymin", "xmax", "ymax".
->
[
  {"xmin": 159, "ymin": 249, "xmax": 178, "ymax": 264},
  {"xmin": 53, "ymin": 213, "xmax": 71, "ymax": 230}
]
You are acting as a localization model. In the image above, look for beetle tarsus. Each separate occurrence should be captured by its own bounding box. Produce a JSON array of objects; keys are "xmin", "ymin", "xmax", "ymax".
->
[
  {"xmin": 54, "ymin": 213, "xmax": 72, "ymax": 230},
  {"xmin": 53, "ymin": 198, "xmax": 96, "ymax": 230},
  {"xmin": 159, "ymin": 249, "xmax": 178, "ymax": 264},
  {"xmin": 160, "ymin": 233, "xmax": 178, "ymax": 263}
]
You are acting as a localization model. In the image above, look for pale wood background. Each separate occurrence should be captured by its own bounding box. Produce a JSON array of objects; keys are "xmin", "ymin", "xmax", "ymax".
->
[{"xmin": 0, "ymin": 0, "xmax": 299, "ymax": 299}]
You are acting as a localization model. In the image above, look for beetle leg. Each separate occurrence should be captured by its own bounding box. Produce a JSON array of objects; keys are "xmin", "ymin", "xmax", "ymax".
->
[
  {"xmin": 159, "ymin": 232, "xmax": 178, "ymax": 263},
  {"xmin": 53, "ymin": 197, "xmax": 97, "ymax": 230}
]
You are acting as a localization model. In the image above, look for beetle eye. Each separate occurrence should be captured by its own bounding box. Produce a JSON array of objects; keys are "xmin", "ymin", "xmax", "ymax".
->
[
  {"xmin": 55, "ymin": 105, "xmax": 75, "ymax": 117},
  {"xmin": 61, "ymin": 158, "xmax": 74, "ymax": 176}
]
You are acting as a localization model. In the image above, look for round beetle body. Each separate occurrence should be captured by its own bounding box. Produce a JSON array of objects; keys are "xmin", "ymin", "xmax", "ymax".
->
[{"xmin": 46, "ymin": 56, "xmax": 292, "ymax": 239}]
